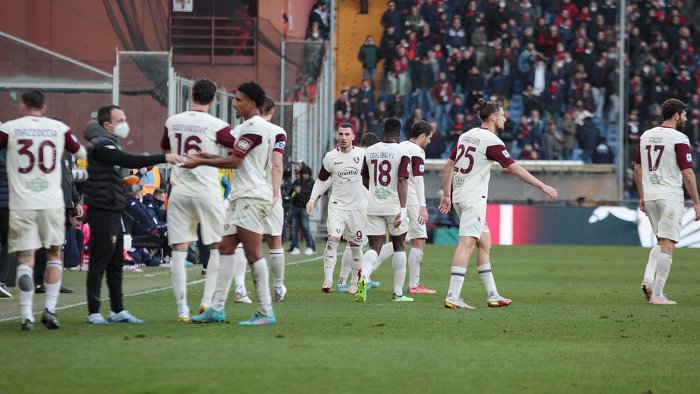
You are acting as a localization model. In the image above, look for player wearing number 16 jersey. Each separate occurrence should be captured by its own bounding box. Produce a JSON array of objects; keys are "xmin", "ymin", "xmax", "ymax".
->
[
  {"xmin": 439, "ymin": 99, "xmax": 557, "ymax": 310},
  {"xmin": 634, "ymin": 98, "xmax": 700, "ymax": 305},
  {"xmin": 161, "ymin": 79, "xmax": 235, "ymax": 322},
  {"xmin": 0, "ymin": 90, "xmax": 86, "ymax": 330}
]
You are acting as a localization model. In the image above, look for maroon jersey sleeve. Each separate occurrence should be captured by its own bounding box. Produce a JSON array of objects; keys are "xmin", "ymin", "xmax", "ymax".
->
[
  {"xmin": 230, "ymin": 133, "xmax": 263, "ymax": 158},
  {"xmin": 675, "ymin": 143, "xmax": 693, "ymax": 170},
  {"xmin": 64, "ymin": 131, "xmax": 81, "ymax": 153},
  {"xmin": 634, "ymin": 144, "xmax": 641, "ymax": 165},
  {"xmin": 448, "ymin": 144, "xmax": 458, "ymax": 161},
  {"xmin": 215, "ymin": 126, "xmax": 235, "ymax": 148},
  {"xmin": 411, "ymin": 156, "xmax": 425, "ymax": 176},
  {"xmin": 160, "ymin": 127, "xmax": 171, "ymax": 150},
  {"xmin": 398, "ymin": 155, "xmax": 410, "ymax": 178},
  {"xmin": 318, "ymin": 165, "xmax": 330, "ymax": 181},
  {"xmin": 273, "ymin": 133, "xmax": 287, "ymax": 154},
  {"xmin": 485, "ymin": 144, "xmax": 515, "ymax": 168}
]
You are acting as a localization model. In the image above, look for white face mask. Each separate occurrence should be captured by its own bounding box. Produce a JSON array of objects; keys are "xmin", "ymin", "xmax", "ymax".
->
[{"xmin": 113, "ymin": 122, "xmax": 130, "ymax": 138}]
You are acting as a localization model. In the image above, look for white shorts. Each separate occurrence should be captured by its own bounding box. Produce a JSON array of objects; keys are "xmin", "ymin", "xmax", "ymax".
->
[
  {"xmin": 223, "ymin": 197, "xmax": 270, "ymax": 236},
  {"xmin": 454, "ymin": 202, "xmax": 489, "ymax": 239},
  {"xmin": 406, "ymin": 204, "xmax": 428, "ymax": 241},
  {"xmin": 327, "ymin": 205, "xmax": 367, "ymax": 245},
  {"xmin": 9, "ymin": 208, "xmax": 65, "ymax": 253},
  {"xmin": 264, "ymin": 199, "xmax": 283, "ymax": 236},
  {"xmin": 366, "ymin": 214, "xmax": 409, "ymax": 237},
  {"xmin": 645, "ymin": 200, "xmax": 683, "ymax": 242},
  {"xmin": 167, "ymin": 194, "xmax": 224, "ymax": 246}
]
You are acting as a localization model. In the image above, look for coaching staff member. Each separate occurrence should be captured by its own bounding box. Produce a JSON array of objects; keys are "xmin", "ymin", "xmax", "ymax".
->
[{"xmin": 83, "ymin": 105, "xmax": 182, "ymax": 324}]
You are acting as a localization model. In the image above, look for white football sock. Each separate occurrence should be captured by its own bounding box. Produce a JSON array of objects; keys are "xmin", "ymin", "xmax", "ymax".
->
[
  {"xmin": 323, "ymin": 240, "xmax": 339, "ymax": 284},
  {"xmin": 349, "ymin": 246, "xmax": 363, "ymax": 286},
  {"xmin": 477, "ymin": 263, "xmax": 500, "ymax": 300},
  {"xmin": 210, "ymin": 253, "xmax": 235, "ymax": 312},
  {"xmin": 16, "ymin": 264, "xmax": 34, "ymax": 321},
  {"xmin": 652, "ymin": 252, "xmax": 672, "ymax": 297},
  {"xmin": 233, "ymin": 245, "xmax": 247, "ymax": 293},
  {"xmin": 392, "ymin": 250, "xmax": 407, "ymax": 296},
  {"xmin": 643, "ymin": 244, "xmax": 660, "ymax": 285},
  {"xmin": 44, "ymin": 261, "xmax": 63, "ymax": 313},
  {"xmin": 360, "ymin": 249, "xmax": 378, "ymax": 280},
  {"xmin": 408, "ymin": 248, "xmax": 423, "ymax": 288},
  {"xmin": 374, "ymin": 243, "xmax": 394, "ymax": 272},
  {"xmin": 447, "ymin": 266, "xmax": 467, "ymax": 301},
  {"xmin": 251, "ymin": 258, "xmax": 273, "ymax": 316},
  {"xmin": 270, "ymin": 248, "xmax": 285, "ymax": 287},
  {"xmin": 169, "ymin": 250, "xmax": 189, "ymax": 316},
  {"xmin": 338, "ymin": 246, "xmax": 352, "ymax": 286},
  {"xmin": 200, "ymin": 249, "xmax": 219, "ymax": 308}
]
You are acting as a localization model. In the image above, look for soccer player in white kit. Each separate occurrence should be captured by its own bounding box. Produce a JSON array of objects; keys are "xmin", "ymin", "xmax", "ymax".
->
[
  {"xmin": 439, "ymin": 99, "xmax": 557, "ymax": 310},
  {"xmin": 0, "ymin": 90, "xmax": 86, "ymax": 330},
  {"xmin": 186, "ymin": 82, "xmax": 277, "ymax": 325},
  {"xmin": 634, "ymin": 98, "xmax": 700, "ymax": 305},
  {"xmin": 161, "ymin": 79, "xmax": 235, "ymax": 322},
  {"xmin": 306, "ymin": 123, "xmax": 367, "ymax": 293},
  {"xmin": 355, "ymin": 117, "xmax": 413, "ymax": 302},
  {"xmin": 365, "ymin": 120, "xmax": 437, "ymax": 294}
]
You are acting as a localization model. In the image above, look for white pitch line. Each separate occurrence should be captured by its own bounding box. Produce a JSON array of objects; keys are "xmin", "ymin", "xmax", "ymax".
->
[{"xmin": 0, "ymin": 255, "xmax": 323, "ymax": 324}]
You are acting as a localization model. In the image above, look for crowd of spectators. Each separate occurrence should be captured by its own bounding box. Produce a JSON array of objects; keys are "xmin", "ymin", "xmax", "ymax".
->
[{"xmin": 337, "ymin": 0, "xmax": 700, "ymax": 169}]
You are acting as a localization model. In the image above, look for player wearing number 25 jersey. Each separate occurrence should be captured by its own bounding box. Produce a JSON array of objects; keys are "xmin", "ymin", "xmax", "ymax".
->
[
  {"xmin": 634, "ymin": 98, "xmax": 700, "ymax": 305},
  {"xmin": 161, "ymin": 79, "xmax": 235, "ymax": 322}
]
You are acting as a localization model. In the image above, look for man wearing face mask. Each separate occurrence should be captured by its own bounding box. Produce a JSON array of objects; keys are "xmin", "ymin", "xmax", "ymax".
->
[{"xmin": 82, "ymin": 105, "xmax": 182, "ymax": 324}]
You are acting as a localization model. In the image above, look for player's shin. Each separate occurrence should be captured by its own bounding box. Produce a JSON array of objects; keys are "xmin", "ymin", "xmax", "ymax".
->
[
  {"xmin": 251, "ymin": 258, "xmax": 273, "ymax": 316},
  {"xmin": 392, "ymin": 251, "xmax": 407, "ymax": 296},
  {"xmin": 210, "ymin": 253, "xmax": 236, "ymax": 311},
  {"xmin": 408, "ymin": 248, "xmax": 423, "ymax": 288},
  {"xmin": 16, "ymin": 264, "xmax": 35, "ymax": 322},
  {"xmin": 233, "ymin": 245, "xmax": 247, "ymax": 293},
  {"xmin": 652, "ymin": 252, "xmax": 672, "ymax": 298},
  {"xmin": 323, "ymin": 240, "xmax": 339, "ymax": 284},
  {"xmin": 270, "ymin": 248, "xmax": 285, "ymax": 287},
  {"xmin": 349, "ymin": 246, "xmax": 363, "ymax": 286},
  {"xmin": 200, "ymin": 249, "xmax": 220, "ymax": 308},
  {"xmin": 170, "ymin": 250, "xmax": 189, "ymax": 317},
  {"xmin": 360, "ymin": 249, "xmax": 378, "ymax": 280},
  {"xmin": 338, "ymin": 246, "xmax": 352, "ymax": 286},
  {"xmin": 477, "ymin": 262, "xmax": 500, "ymax": 299},
  {"xmin": 374, "ymin": 243, "xmax": 394, "ymax": 272},
  {"xmin": 643, "ymin": 244, "xmax": 660, "ymax": 285},
  {"xmin": 43, "ymin": 261, "xmax": 63, "ymax": 313}
]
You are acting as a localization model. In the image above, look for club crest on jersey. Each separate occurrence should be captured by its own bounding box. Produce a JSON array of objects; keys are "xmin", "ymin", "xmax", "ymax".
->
[
  {"xmin": 353, "ymin": 157, "xmax": 360, "ymax": 163},
  {"xmin": 236, "ymin": 138, "xmax": 252, "ymax": 151}
]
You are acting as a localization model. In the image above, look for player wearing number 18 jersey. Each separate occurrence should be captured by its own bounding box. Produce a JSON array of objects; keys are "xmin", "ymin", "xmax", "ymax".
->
[
  {"xmin": 634, "ymin": 98, "xmax": 700, "ymax": 305},
  {"xmin": 161, "ymin": 79, "xmax": 235, "ymax": 322},
  {"xmin": 439, "ymin": 99, "xmax": 557, "ymax": 310},
  {"xmin": 0, "ymin": 90, "xmax": 85, "ymax": 330}
]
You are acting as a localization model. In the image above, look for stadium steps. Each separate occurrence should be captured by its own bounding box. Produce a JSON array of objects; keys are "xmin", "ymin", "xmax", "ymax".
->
[{"xmin": 335, "ymin": 0, "xmax": 385, "ymax": 96}]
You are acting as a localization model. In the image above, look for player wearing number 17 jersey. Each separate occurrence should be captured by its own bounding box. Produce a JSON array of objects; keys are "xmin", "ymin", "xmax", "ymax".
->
[
  {"xmin": 439, "ymin": 99, "xmax": 557, "ymax": 310},
  {"xmin": 634, "ymin": 98, "xmax": 700, "ymax": 305},
  {"xmin": 161, "ymin": 79, "xmax": 235, "ymax": 322},
  {"xmin": 0, "ymin": 90, "xmax": 86, "ymax": 330}
]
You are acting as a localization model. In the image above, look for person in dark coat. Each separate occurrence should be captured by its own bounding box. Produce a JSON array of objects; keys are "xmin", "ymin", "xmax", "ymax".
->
[{"xmin": 577, "ymin": 115, "xmax": 601, "ymax": 163}]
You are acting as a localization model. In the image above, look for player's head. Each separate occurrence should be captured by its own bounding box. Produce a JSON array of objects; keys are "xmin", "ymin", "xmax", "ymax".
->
[
  {"xmin": 474, "ymin": 98, "xmax": 505, "ymax": 132},
  {"xmin": 383, "ymin": 117, "xmax": 402, "ymax": 141},
  {"xmin": 360, "ymin": 132, "xmax": 379, "ymax": 148},
  {"xmin": 260, "ymin": 96, "xmax": 276, "ymax": 121},
  {"xmin": 20, "ymin": 90, "xmax": 45, "ymax": 114},
  {"xmin": 97, "ymin": 104, "xmax": 128, "ymax": 135},
  {"xmin": 336, "ymin": 122, "xmax": 355, "ymax": 150},
  {"xmin": 410, "ymin": 120, "xmax": 433, "ymax": 149},
  {"xmin": 661, "ymin": 98, "xmax": 687, "ymax": 131},
  {"xmin": 234, "ymin": 82, "xmax": 266, "ymax": 119},
  {"xmin": 192, "ymin": 79, "xmax": 217, "ymax": 106}
]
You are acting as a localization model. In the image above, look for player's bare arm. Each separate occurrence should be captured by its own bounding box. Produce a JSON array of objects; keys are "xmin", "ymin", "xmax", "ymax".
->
[
  {"xmin": 271, "ymin": 151, "xmax": 283, "ymax": 206},
  {"xmin": 394, "ymin": 177, "xmax": 408, "ymax": 228},
  {"xmin": 506, "ymin": 163, "xmax": 558, "ymax": 200},
  {"xmin": 439, "ymin": 158, "xmax": 455, "ymax": 214},
  {"xmin": 184, "ymin": 152, "xmax": 242, "ymax": 169},
  {"xmin": 681, "ymin": 168, "xmax": 700, "ymax": 220},
  {"xmin": 633, "ymin": 163, "xmax": 645, "ymax": 213},
  {"xmin": 307, "ymin": 177, "xmax": 331, "ymax": 216}
]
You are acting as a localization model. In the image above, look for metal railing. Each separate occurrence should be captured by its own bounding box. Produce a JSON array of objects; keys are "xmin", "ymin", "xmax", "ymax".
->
[{"xmin": 169, "ymin": 16, "xmax": 257, "ymax": 65}]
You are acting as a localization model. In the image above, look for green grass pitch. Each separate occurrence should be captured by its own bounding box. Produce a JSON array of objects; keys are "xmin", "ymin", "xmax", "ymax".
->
[{"xmin": 1, "ymin": 245, "xmax": 699, "ymax": 393}]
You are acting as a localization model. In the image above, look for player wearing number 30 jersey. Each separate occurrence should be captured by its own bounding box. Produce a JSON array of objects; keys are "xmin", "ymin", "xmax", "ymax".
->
[
  {"xmin": 161, "ymin": 79, "xmax": 235, "ymax": 322},
  {"xmin": 440, "ymin": 99, "xmax": 557, "ymax": 310}
]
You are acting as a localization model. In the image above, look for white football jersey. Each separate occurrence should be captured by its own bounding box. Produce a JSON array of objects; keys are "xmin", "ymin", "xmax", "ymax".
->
[
  {"xmin": 449, "ymin": 127, "xmax": 514, "ymax": 204},
  {"xmin": 0, "ymin": 116, "xmax": 81, "ymax": 210},
  {"xmin": 229, "ymin": 115, "xmax": 274, "ymax": 202},
  {"xmin": 363, "ymin": 142, "xmax": 410, "ymax": 216},
  {"xmin": 318, "ymin": 146, "xmax": 367, "ymax": 210},
  {"xmin": 636, "ymin": 126, "xmax": 693, "ymax": 202},
  {"xmin": 162, "ymin": 110, "xmax": 233, "ymax": 199},
  {"xmin": 400, "ymin": 140, "xmax": 426, "ymax": 206}
]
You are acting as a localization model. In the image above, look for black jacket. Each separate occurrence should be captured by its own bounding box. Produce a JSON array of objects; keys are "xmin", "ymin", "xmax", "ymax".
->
[
  {"xmin": 0, "ymin": 149, "xmax": 8, "ymax": 210},
  {"xmin": 83, "ymin": 122, "xmax": 166, "ymax": 212},
  {"xmin": 291, "ymin": 176, "xmax": 314, "ymax": 208}
]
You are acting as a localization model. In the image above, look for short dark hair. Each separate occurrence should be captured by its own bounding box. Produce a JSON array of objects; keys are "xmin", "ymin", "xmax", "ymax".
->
[
  {"xmin": 237, "ymin": 82, "xmax": 266, "ymax": 108},
  {"xmin": 192, "ymin": 79, "xmax": 217, "ymax": 105},
  {"xmin": 383, "ymin": 117, "xmax": 402, "ymax": 138},
  {"xmin": 153, "ymin": 188, "xmax": 166, "ymax": 198},
  {"xmin": 97, "ymin": 105, "xmax": 122, "ymax": 126},
  {"xmin": 260, "ymin": 96, "xmax": 276, "ymax": 113},
  {"xmin": 21, "ymin": 90, "xmax": 44, "ymax": 110},
  {"xmin": 661, "ymin": 98, "xmax": 687, "ymax": 121},
  {"xmin": 360, "ymin": 132, "xmax": 379, "ymax": 147},
  {"xmin": 473, "ymin": 98, "xmax": 501, "ymax": 121},
  {"xmin": 337, "ymin": 122, "xmax": 355, "ymax": 133},
  {"xmin": 410, "ymin": 120, "xmax": 432, "ymax": 138}
]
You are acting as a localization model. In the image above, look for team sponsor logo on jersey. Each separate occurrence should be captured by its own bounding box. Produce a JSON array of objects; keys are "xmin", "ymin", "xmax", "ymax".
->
[
  {"xmin": 502, "ymin": 150, "xmax": 510, "ymax": 158},
  {"xmin": 687, "ymin": 153, "xmax": 693, "ymax": 162},
  {"xmin": 338, "ymin": 167, "xmax": 359, "ymax": 179},
  {"xmin": 236, "ymin": 137, "xmax": 252, "ymax": 151},
  {"xmin": 374, "ymin": 188, "xmax": 391, "ymax": 200},
  {"xmin": 25, "ymin": 177, "xmax": 49, "ymax": 192}
]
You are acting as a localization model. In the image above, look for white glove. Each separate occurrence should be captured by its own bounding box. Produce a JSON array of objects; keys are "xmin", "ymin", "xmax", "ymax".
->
[{"xmin": 400, "ymin": 207, "xmax": 409, "ymax": 227}]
